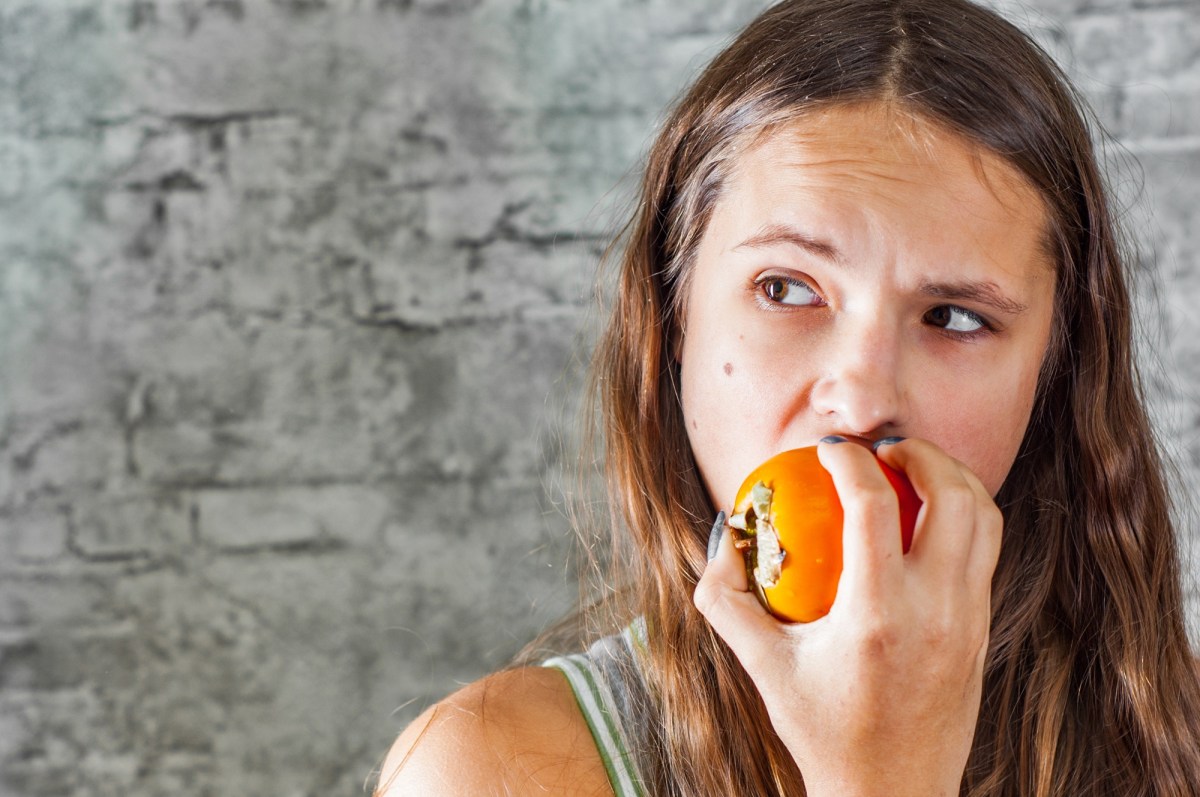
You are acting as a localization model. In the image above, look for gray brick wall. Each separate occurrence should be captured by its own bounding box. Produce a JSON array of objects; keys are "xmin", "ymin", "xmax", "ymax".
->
[{"xmin": 0, "ymin": 1, "xmax": 1196, "ymax": 795}]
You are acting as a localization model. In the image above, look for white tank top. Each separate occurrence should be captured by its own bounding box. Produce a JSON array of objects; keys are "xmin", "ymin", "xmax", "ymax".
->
[{"xmin": 541, "ymin": 618, "xmax": 651, "ymax": 797}]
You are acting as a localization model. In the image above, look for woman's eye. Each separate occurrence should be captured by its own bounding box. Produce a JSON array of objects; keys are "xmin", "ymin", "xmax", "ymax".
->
[
  {"xmin": 759, "ymin": 276, "xmax": 821, "ymax": 307},
  {"xmin": 925, "ymin": 305, "xmax": 986, "ymax": 334}
]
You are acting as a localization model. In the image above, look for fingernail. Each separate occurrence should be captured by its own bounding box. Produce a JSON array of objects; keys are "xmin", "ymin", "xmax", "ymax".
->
[
  {"xmin": 820, "ymin": 435, "xmax": 848, "ymax": 444},
  {"xmin": 706, "ymin": 511, "xmax": 726, "ymax": 561},
  {"xmin": 872, "ymin": 436, "xmax": 906, "ymax": 451}
]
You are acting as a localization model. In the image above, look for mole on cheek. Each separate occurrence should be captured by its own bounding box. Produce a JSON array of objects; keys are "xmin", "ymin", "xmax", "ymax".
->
[{"xmin": 723, "ymin": 363, "xmax": 733, "ymax": 376}]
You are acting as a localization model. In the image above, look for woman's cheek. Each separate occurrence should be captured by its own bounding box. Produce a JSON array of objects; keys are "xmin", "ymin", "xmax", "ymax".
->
[
  {"xmin": 923, "ymin": 384, "xmax": 1034, "ymax": 497},
  {"xmin": 682, "ymin": 369, "xmax": 759, "ymax": 510}
]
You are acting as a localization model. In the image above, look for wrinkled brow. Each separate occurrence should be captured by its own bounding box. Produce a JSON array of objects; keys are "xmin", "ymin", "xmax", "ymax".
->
[
  {"xmin": 917, "ymin": 279, "xmax": 1028, "ymax": 315},
  {"xmin": 733, "ymin": 222, "xmax": 1032, "ymax": 316}
]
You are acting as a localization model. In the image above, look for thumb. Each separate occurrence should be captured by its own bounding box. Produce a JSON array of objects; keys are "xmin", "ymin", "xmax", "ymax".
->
[{"xmin": 693, "ymin": 514, "xmax": 779, "ymax": 663}]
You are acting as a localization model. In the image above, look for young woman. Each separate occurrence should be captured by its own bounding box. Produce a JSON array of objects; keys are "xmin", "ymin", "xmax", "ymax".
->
[{"xmin": 376, "ymin": 0, "xmax": 1200, "ymax": 794}]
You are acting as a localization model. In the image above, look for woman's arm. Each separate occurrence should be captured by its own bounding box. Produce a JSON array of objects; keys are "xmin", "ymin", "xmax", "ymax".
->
[{"xmin": 374, "ymin": 666, "xmax": 613, "ymax": 796}]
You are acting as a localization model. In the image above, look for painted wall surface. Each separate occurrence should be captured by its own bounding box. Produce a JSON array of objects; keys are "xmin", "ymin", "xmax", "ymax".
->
[{"xmin": 0, "ymin": 0, "xmax": 1196, "ymax": 794}]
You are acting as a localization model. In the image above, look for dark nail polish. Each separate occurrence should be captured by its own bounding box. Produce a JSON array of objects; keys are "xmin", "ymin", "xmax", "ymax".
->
[
  {"xmin": 872, "ymin": 436, "xmax": 906, "ymax": 451},
  {"xmin": 820, "ymin": 435, "xmax": 848, "ymax": 444},
  {"xmin": 707, "ymin": 511, "xmax": 726, "ymax": 562}
]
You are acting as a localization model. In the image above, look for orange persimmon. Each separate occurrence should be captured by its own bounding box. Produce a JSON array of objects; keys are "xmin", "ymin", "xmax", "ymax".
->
[{"xmin": 729, "ymin": 446, "xmax": 922, "ymax": 623}]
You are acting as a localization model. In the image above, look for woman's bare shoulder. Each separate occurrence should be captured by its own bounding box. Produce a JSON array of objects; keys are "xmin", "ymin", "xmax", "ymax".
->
[{"xmin": 374, "ymin": 665, "xmax": 612, "ymax": 797}]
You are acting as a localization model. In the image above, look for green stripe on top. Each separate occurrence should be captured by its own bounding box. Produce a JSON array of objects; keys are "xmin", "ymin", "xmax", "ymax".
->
[
  {"xmin": 623, "ymin": 616, "xmax": 650, "ymax": 658},
  {"xmin": 543, "ymin": 652, "xmax": 646, "ymax": 797}
]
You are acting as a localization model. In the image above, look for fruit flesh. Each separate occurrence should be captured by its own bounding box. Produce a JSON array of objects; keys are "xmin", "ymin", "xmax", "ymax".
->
[{"xmin": 730, "ymin": 446, "xmax": 920, "ymax": 623}]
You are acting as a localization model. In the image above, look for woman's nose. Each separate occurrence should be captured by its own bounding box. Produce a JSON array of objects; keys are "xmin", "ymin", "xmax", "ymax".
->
[{"xmin": 809, "ymin": 320, "xmax": 905, "ymax": 435}]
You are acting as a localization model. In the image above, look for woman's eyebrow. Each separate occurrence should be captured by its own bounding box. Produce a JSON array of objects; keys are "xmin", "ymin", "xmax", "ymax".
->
[
  {"xmin": 732, "ymin": 223, "xmax": 844, "ymax": 265},
  {"xmin": 918, "ymin": 279, "xmax": 1029, "ymax": 315}
]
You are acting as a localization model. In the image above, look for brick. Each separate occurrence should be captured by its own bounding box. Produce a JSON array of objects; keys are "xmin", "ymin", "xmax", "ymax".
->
[
  {"xmin": 1050, "ymin": 0, "xmax": 1197, "ymax": 14},
  {"xmin": 101, "ymin": 118, "xmax": 197, "ymax": 189},
  {"xmin": 131, "ymin": 316, "xmax": 585, "ymax": 484},
  {"xmin": 357, "ymin": 316, "xmax": 586, "ymax": 480},
  {"xmin": 356, "ymin": 236, "xmax": 597, "ymax": 328},
  {"xmin": 0, "ymin": 133, "xmax": 35, "ymax": 201},
  {"xmin": 0, "ymin": 257, "xmax": 115, "ymax": 418},
  {"xmin": 1135, "ymin": 148, "xmax": 1200, "ymax": 275},
  {"xmin": 196, "ymin": 484, "xmax": 388, "ymax": 550},
  {"xmin": 467, "ymin": 2, "xmax": 739, "ymax": 116},
  {"xmin": 468, "ymin": 172, "xmax": 631, "ymax": 242},
  {"xmin": 0, "ymin": 6, "xmax": 129, "ymax": 136},
  {"xmin": 3, "ymin": 506, "xmax": 69, "ymax": 563},
  {"xmin": 420, "ymin": 178, "xmax": 517, "ymax": 243},
  {"xmin": 1120, "ymin": 82, "xmax": 1200, "ymax": 140},
  {"xmin": 130, "ymin": 423, "xmax": 230, "ymax": 485},
  {"xmin": 0, "ymin": 629, "xmax": 137, "ymax": 692},
  {"xmin": 0, "ymin": 575, "xmax": 123, "ymax": 630},
  {"xmin": 99, "ymin": 6, "xmax": 421, "ymax": 122},
  {"xmin": 69, "ymin": 493, "xmax": 191, "ymax": 559},
  {"xmin": 218, "ymin": 244, "xmax": 346, "ymax": 318},
  {"xmin": 365, "ymin": 112, "xmax": 463, "ymax": 187},
  {"xmin": 339, "ymin": 244, "xmax": 470, "ymax": 328},
  {"xmin": 0, "ymin": 688, "xmax": 109, "ymax": 788},
  {"xmin": 128, "ymin": 312, "xmax": 263, "ymax": 423},
  {"xmin": 1068, "ymin": 9, "xmax": 1200, "ymax": 85},
  {"xmin": 472, "ymin": 239, "xmax": 599, "ymax": 310},
  {"xmin": 107, "ymin": 567, "xmax": 282, "ymax": 705},
  {"xmin": 218, "ymin": 115, "xmax": 332, "ymax": 195},
  {"xmin": 374, "ymin": 474, "xmax": 577, "ymax": 680},
  {"xmin": 528, "ymin": 108, "xmax": 661, "ymax": 181},
  {"xmin": 75, "ymin": 189, "xmax": 226, "ymax": 316},
  {"xmin": 0, "ymin": 701, "xmax": 26, "ymax": 767},
  {"xmin": 127, "ymin": 320, "xmax": 381, "ymax": 484},
  {"xmin": 339, "ymin": 183, "xmax": 426, "ymax": 256}
]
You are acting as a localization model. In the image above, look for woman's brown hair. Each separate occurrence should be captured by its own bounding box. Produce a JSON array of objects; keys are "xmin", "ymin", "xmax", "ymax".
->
[{"xmin": 524, "ymin": 0, "xmax": 1200, "ymax": 793}]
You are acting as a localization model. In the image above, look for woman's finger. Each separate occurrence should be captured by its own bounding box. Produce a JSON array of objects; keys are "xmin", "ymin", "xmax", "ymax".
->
[
  {"xmin": 693, "ymin": 516, "xmax": 779, "ymax": 663},
  {"xmin": 954, "ymin": 464, "xmax": 1004, "ymax": 591},
  {"xmin": 873, "ymin": 439, "xmax": 973, "ymax": 572},
  {"xmin": 817, "ymin": 439, "xmax": 905, "ymax": 609},
  {"xmin": 874, "ymin": 439, "xmax": 1002, "ymax": 597}
]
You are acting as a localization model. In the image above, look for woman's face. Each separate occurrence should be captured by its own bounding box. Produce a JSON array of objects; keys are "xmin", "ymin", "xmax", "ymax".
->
[{"xmin": 678, "ymin": 103, "xmax": 1056, "ymax": 509}]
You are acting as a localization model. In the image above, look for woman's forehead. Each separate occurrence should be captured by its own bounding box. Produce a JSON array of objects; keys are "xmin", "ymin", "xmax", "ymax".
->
[
  {"xmin": 733, "ymin": 104, "xmax": 1038, "ymax": 206},
  {"xmin": 709, "ymin": 103, "xmax": 1055, "ymax": 273}
]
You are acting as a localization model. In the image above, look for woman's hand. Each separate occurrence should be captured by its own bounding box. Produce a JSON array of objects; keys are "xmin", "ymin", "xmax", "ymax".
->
[{"xmin": 693, "ymin": 438, "xmax": 1002, "ymax": 797}]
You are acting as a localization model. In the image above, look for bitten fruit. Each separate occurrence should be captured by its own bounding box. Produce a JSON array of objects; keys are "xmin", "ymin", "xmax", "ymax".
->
[{"xmin": 728, "ymin": 446, "xmax": 922, "ymax": 623}]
